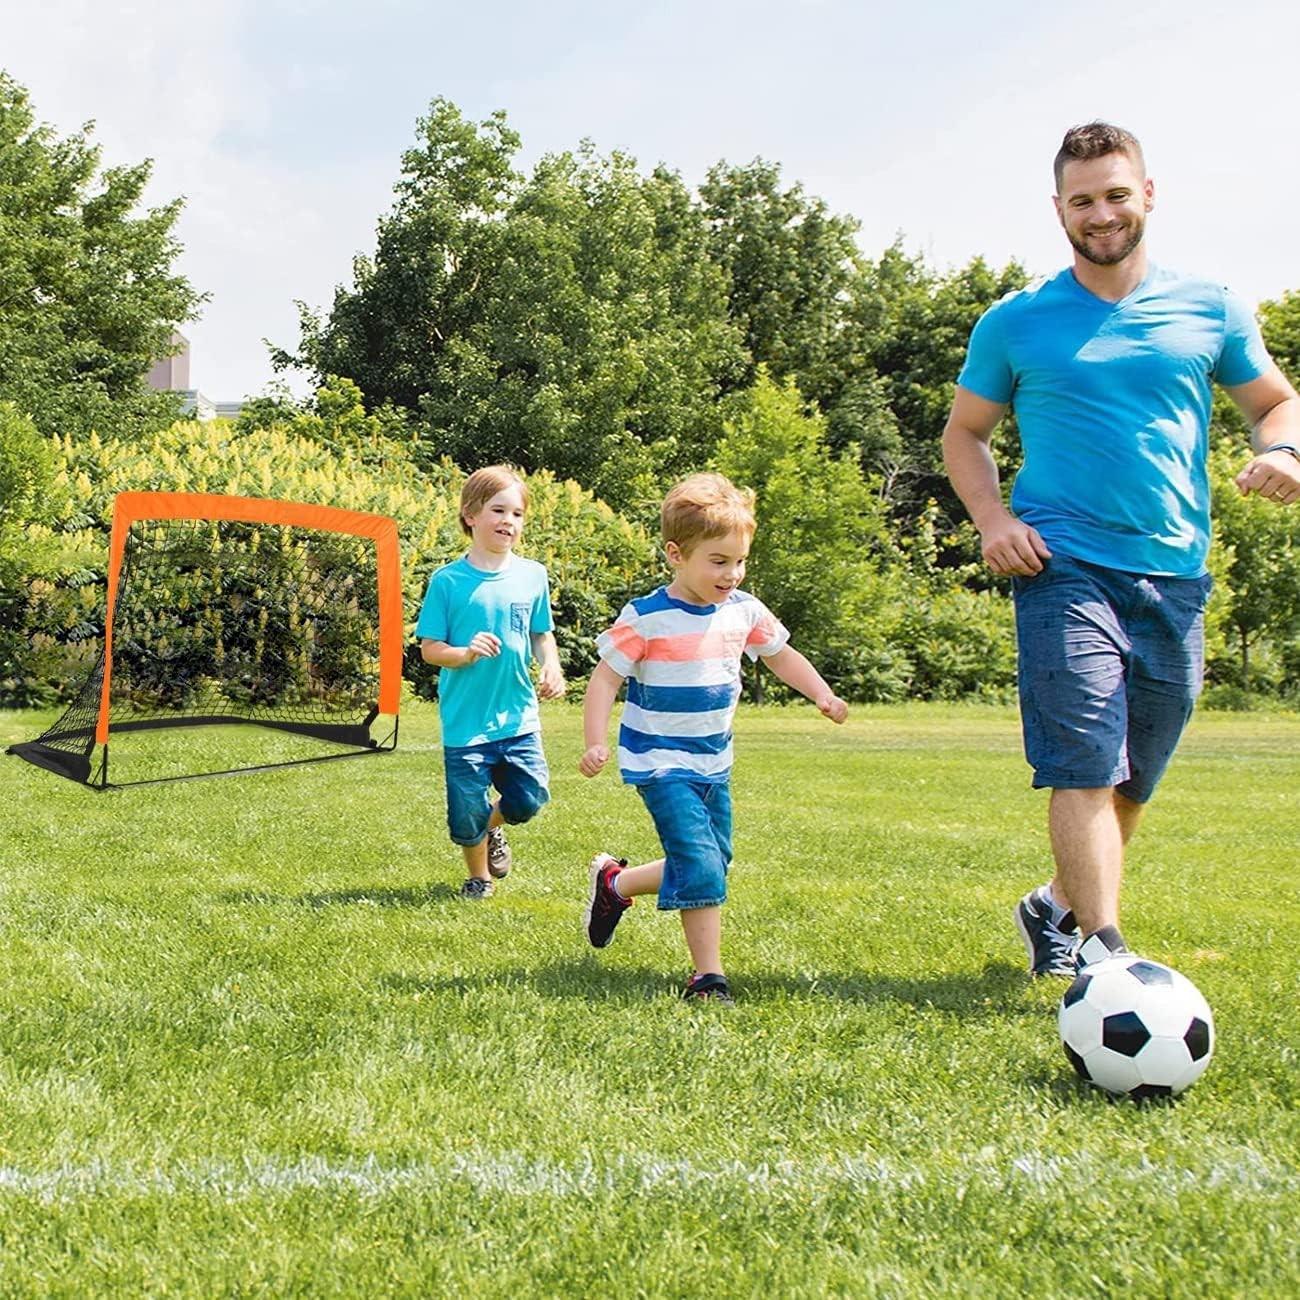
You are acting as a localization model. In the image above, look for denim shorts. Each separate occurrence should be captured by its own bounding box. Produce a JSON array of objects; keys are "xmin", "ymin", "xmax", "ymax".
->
[
  {"xmin": 443, "ymin": 731, "xmax": 550, "ymax": 846},
  {"xmin": 637, "ymin": 778, "xmax": 733, "ymax": 911},
  {"xmin": 1013, "ymin": 554, "xmax": 1211, "ymax": 803}
]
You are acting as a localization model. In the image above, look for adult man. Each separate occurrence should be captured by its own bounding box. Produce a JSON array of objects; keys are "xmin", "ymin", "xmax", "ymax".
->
[{"xmin": 943, "ymin": 121, "xmax": 1300, "ymax": 976}]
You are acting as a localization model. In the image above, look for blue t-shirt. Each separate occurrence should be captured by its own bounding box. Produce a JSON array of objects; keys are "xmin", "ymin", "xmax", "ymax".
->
[
  {"xmin": 958, "ymin": 265, "xmax": 1270, "ymax": 576},
  {"xmin": 415, "ymin": 554, "xmax": 555, "ymax": 748}
]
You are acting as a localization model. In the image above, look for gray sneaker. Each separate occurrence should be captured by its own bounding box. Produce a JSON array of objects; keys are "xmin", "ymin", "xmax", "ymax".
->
[
  {"xmin": 486, "ymin": 826, "xmax": 512, "ymax": 879},
  {"xmin": 459, "ymin": 877, "xmax": 495, "ymax": 900},
  {"xmin": 1014, "ymin": 885, "xmax": 1080, "ymax": 977}
]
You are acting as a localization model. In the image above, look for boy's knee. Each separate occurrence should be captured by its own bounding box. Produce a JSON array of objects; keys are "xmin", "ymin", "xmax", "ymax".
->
[{"xmin": 499, "ymin": 785, "xmax": 549, "ymax": 825}]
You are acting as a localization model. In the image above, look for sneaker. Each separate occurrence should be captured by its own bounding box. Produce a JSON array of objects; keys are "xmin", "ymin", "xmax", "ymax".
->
[
  {"xmin": 583, "ymin": 853, "xmax": 630, "ymax": 948},
  {"xmin": 459, "ymin": 877, "xmax": 495, "ymax": 900},
  {"xmin": 1014, "ymin": 885, "xmax": 1080, "ymax": 977},
  {"xmin": 1076, "ymin": 924, "xmax": 1132, "ymax": 969},
  {"xmin": 682, "ymin": 972, "xmax": 735, "ymax": 1007},
  {"xmin": 486, "ymin": 826, "xmax": 512, "ymax": 879}
]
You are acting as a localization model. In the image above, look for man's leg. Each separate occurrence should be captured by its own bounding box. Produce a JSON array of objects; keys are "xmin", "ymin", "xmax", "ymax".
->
[{"xmin": 1048, "ymin": 789, "xmax": 1144, "ymax": 933}]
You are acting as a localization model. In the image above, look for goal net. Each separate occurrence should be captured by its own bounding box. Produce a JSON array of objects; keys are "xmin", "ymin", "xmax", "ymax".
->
[{"xmin": 8, "ymin": 491, "xmax": 402, "ymax": 788}]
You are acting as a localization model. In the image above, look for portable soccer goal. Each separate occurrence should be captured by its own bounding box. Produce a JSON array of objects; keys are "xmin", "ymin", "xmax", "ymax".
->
[{"xmin": 7, "ymin": 491, "xmax": 402, "ymax": 789}]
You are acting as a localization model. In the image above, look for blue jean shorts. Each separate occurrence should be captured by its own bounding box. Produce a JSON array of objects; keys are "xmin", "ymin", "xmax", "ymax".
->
[
  {"xmin": 1013, "ymin": 554, "xmax": 1211, "ymax": 803},
  {"xmin": 443, "ymin": 731, "xmax": 550, "ymax": 846},
  {"xmin": 637, "ymin": 778, "xmax": 733, "ymax": 911}
]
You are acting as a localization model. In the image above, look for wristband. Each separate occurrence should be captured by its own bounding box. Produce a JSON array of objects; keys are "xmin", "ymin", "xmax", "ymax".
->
[{"xmin": 1263, "ymin": 442, "xmax": 1300, "ymax": 461}]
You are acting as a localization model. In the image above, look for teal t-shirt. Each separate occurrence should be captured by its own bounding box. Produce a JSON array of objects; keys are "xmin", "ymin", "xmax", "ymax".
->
[
  {"xmin": 415, "ymin": 554, "xmax": 555, "ymax": 748},
  {"xmin": 958, "ymin": 265, "xmax": 1270, "ymax": 576}
]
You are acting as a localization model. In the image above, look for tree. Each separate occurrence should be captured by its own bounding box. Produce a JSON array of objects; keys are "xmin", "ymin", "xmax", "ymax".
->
[
  {"xmin": 284, "ymin": 101, "xmax": 745, "ymax": 510},
  {"xmin": 712, "ymin": 369, "xmax": 902, "ymax": 699},
  {"xmin": 0, "ymin": 72, "xmax": 203, "ymax": 439}
]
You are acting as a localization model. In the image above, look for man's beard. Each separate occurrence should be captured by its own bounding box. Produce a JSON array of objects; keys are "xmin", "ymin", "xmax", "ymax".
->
[{"xmin": 1068, "ymin": 218, "xmax": 1145, "ymax": 266}]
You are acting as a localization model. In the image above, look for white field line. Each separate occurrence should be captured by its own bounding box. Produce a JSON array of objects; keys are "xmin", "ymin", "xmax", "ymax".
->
[{"xmin": 0, "ymin": 1148, "xmax": 1293, "ymax": 1205}]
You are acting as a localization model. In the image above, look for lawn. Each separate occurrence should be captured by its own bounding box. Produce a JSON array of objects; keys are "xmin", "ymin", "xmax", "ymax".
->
[{"xmin": 1, "ymin": 701, "xmax": 1296, "ymax": 1297}]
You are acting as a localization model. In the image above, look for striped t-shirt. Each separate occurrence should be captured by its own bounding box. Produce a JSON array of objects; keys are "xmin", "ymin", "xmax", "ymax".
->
[{"xmin": 596, "ymin": 585, "xmax": 789, "ymax": 785}]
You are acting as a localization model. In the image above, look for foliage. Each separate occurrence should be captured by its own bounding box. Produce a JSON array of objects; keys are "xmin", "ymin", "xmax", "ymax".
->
[
  {"xmin": 0, "ymin": 72, "xmax": 203, "ymax": 441},
  {"xmin": 1205, "ymin": 429, "xmax": 1300, "ymax": 695},
  {"xmin": 283, "ymin": 101, "xmax": 744, "ymax": 511},
  {"xmin": 2, "ymin": 417, "xmax": 657, "ymax": 707}
]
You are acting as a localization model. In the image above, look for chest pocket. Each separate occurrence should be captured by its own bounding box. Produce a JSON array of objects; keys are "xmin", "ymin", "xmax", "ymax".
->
[{"xmin": 511, "ymin": 602, "xmax": 530, "ymax": 636}]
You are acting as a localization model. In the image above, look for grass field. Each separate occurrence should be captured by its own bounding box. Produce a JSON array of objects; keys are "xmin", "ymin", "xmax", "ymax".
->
[{"xmin": 1, "ymin": 700, "xmax": 1297, "ymax": 1297}]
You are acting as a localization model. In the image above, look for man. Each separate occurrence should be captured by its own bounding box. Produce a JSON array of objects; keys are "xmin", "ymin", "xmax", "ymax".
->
[{"xmin": 943, "ymin": 121, "xmax": 1300, "ymax": 976}]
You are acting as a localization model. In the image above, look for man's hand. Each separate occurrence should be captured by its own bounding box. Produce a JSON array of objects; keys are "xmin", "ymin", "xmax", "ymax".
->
[
  {"xmin": 1235, "ymin": 449, "xmax": 1300, "ymax": 504},
  {"xmin": 579, "ymin": 744, "xmax": 609, "ymax": 778},
  {"xmin": 978, "ymin": 510, "xmax": 1053, "ymax": 576},
  {"xmin": 537, "ymin": 663, "xmax": 566, "ymax": 699}
]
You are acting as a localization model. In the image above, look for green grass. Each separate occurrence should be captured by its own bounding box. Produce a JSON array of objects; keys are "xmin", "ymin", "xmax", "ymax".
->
[{"xmin": 1, "ymin": 701, "xmax": 1297, "ymax": 1297}]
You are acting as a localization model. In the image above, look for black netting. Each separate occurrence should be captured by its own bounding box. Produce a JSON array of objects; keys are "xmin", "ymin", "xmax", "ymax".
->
[{"xmin": 10, "ymin": 515, "xmax": 389, "ymax": 785}]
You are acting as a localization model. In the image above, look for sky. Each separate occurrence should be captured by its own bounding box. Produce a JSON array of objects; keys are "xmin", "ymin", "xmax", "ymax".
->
[{"xmin": 5, "ymin": 0, "xmax": 1299, "ymax": 402}]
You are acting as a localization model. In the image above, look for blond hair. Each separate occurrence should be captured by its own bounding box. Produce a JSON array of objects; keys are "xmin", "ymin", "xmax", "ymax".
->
[
  {"xmin": 459, "ymin": 465, "xmax": 528, "ymax": 535},
  {"xmin": 661, "ymin": 472, "xmax": 756, "ymax": 555}
]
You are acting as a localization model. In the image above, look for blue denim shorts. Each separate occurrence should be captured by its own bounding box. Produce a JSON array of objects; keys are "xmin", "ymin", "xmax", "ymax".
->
[
  {"xmin": 1013, "ymin": 554, "xmax": 1211, "ymax": 803},
  {"xmin": 443, "ymin": 731, "xmax": 550, "ymax": 846},
  {"xmin": 637, "ymin": 778, "xmax": 733, "ymax": 911}
]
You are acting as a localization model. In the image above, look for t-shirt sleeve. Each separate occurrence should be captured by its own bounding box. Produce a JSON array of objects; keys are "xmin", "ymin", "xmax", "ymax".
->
[
  {"xmin": 414, "ymin": 569, "xmax": 451, "ymax": 642},
  {"xmin": 530, "ymin": 566, "xmax": 555, "ymax": 635},
  {"xmin": 744, "ymin": 599, "xmax": 790, "ymax": 662},
  {"xmin": 956, "ymin": 303, "xmax": 1015, "ymax": 404},
  {"xmin": 1213, "ymin": 288, "xmax": 1271, "ymax": 387},
  {"xmin": 595, "ymin": 603, "xmax": 643, "ymax": 677}
]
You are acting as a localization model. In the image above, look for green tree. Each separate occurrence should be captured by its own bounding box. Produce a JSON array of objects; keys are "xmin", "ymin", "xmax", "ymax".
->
[
  {"xmin": 0, "ymin": 71, "xmax": 203, "ymax": 439},
  {"xmin": 712, "ymin": 369, "xmax": 902, "ymax": 699},
  {"xmin": 284, "ymin": 101, "xmax": 744, "ymax": 510}
]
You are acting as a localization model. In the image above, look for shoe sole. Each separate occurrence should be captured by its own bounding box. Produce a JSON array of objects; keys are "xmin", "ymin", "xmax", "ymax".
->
[
  {"xmin": 583, "ymin": 855, "xmax": 618, "ymax": 948},
  {"xmin": 1013, "ymin": 900, "xmax": 1075, "ymax": 978}
]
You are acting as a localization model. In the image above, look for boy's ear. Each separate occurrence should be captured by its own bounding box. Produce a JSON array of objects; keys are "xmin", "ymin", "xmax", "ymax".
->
[{"xmin": 664, "ymin": 540, "xmax": 683, "ymax": 566}]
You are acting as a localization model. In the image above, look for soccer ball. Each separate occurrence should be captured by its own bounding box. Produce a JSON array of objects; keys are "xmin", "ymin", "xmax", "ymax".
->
[{"xmin": 1058, "ymin": 956, "xmax": 1215, "ymax": 1100}]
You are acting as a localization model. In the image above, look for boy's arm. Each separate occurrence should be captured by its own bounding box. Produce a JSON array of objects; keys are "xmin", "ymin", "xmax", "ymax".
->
[
  {"xmin": 761, "ymin": 644, "xmax": 848, "ymax": 724},
  {"xmin": 420, "ymin": 633, "xmax": 501, "ymax": 669},
  {"xmin": 579, "ymin": 659, "xmax": 625, "ymax": 776},
  {"xmin": 531, "ymin": 631, "xmax": 566, "ymax": 699}
]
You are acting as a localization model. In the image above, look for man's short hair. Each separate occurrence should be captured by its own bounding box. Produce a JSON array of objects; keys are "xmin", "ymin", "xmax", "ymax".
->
[
  {"xmin": 459, "ymin": 464, "xmax": 528, "ymax": 534},
  {"xmin": 1054, "ymin": 121, "xmax": 1145, "ymax": 192},
  {"xmin": 661, "ymin": 472, "xmax": 756, "ymax": 554}
]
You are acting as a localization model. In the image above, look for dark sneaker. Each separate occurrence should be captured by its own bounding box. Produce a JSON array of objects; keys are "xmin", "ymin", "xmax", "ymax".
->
[
  {"xmin": 1076, "ymin": 924, "xmax": 1132, "ymax": 969},
  {"xmin": 1014, "ymin": 885, "xmax": 1080, "ymax": 977},
  {"xmin": 682, "ymin": 972, "xmax": 735, "ymax": 1007},
  {"xmin": 486, "ymin": 826, "xmax": 512, "ymax": 879},
  {"xmin": 459, "ymin": 877, "xmax": 495, "ymax": 900},
  {"xmin": 583, "ymin": 853, "xmax": 630, "ymax": 948}
]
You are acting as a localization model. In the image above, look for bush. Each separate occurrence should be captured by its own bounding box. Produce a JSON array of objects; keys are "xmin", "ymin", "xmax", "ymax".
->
[{"xmin": 6, "ymin": 419, "xmax": 660, "ymax": 706}]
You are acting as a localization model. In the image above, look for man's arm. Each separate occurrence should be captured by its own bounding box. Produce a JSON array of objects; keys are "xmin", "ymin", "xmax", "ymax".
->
[
  {"xmin": 1224, "ymin": 363, "xmax": 1300, "ymax": 505},
  {"xmin": 941, "ymin": 386, "xmax": 1053, "ymax": 575}
]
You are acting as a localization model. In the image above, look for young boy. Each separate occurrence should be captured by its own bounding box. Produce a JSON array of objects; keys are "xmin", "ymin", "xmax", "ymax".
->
[
  {"xmin": 578, "ymin": 471, "xmax": 847, "ymax": 1003},
  {"xmin": 418, "ymin": 466, "xmax": 565, "ymax": 898}
]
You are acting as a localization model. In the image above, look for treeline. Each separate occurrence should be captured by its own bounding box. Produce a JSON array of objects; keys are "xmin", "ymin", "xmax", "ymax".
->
[{"xmin": 1, "ymin": 77, "xmax": 1298, "ymax": 708}]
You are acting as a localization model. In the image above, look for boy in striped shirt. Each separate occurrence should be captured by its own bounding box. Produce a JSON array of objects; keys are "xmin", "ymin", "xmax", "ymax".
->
[{"xmin": 579, "ymin": 472, "xmax": 847, "ymax": 1004}]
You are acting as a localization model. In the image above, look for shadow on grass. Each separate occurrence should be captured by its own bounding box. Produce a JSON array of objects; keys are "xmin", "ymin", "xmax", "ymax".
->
[
  {"xmin": 218, "ymin": 883, "xmax": 461, "ymax": 908},
  {"xmin": 381, "ymin": 956, "xmax": 1032, "ymax": 1016}
]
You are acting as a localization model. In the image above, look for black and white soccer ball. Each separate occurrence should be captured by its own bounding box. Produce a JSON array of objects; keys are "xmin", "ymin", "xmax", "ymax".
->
[{"xmin": 1058, "ymin": 955, "xmax": 1214, "ymax": 1100}]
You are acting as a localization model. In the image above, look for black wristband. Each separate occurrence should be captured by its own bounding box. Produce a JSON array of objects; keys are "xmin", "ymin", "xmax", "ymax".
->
[{"xmin": 1263, "ymin": 442, "xmax": 1300, "ymax": 461}]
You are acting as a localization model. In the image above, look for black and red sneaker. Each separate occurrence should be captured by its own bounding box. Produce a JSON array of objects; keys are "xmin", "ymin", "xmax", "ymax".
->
[
  {"xmin": 583, "ymin": 853, "xmax": 630, "ymax": 948},
  {"xmin": 682, "ymin": 972, "xmax": 735, "ymax": 1007}
]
